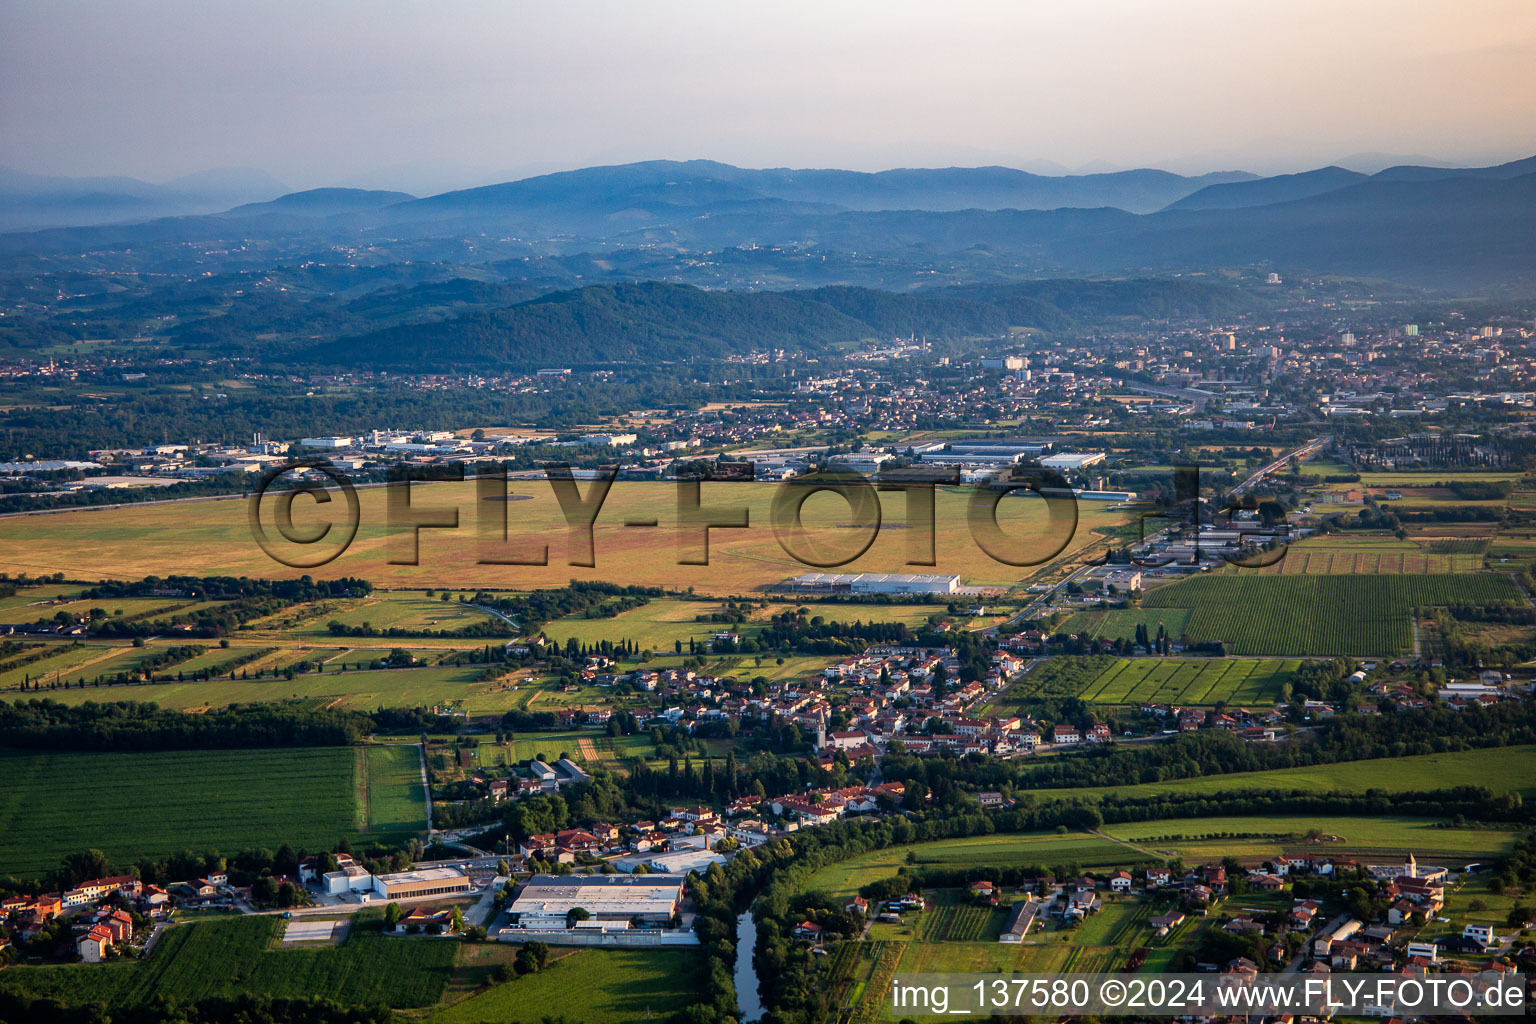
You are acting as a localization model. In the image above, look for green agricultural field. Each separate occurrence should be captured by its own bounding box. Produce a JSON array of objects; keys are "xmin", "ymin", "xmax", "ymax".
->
[
  {"xmin": 17, "ymin": 662, "xmax": 527, "ymax": 714},
  {"xmin": 1002, "ymin": 655, "xmax": 1296, "ymax": 707},
  {"xmin": 892, "ymin": 937, "xmax": 1073, "ymax": 978},
  {"xmin": 0, "ymin": 746, "xmax": 407, "ymax": 878},
  {"xmin": 2, "ymin": 642, "xmax": 187, "ymax": 690},
  {"xmin": 1264, "ymin": 535, "xmax": 1484, "ymax": 574},
  {"xmin": 167, "ymin": 645, "xmax": 271, "ymax": 675},
  {"xmin": 1356, "ymin": 471, "xmax": 1521, "ymax": 486},
  {"xmin": 1024, "ymin": 745, "xmax": 1536, "ymax": 801},
  {"xmin": 0, "ymin": 913, "xmax": 455, "ymax": 1009},
  {"xmin": 431, "ymin": 947, "xmax": 703, "ymax": 1023},
  {"xmin": 800, "ymin": 832, "xmax": 1139, "ymax": 898},
  {"xmin": 1061, "ymin": 607, "xmax": 1193, "ymax": 643},
  {"xmin": 1143, "ymin": 573, "xmax": 1523, "ymax": 656},
  {"xmin": 1102, "ymin": 815, "xmax": 1524, "ymax": 861},
  {"xmin": 0, "ymin": 641, "xmax": 132, "ymax": 688},
  {"xmin": 361, "ymin": 743, "xmax": 430, "ymax": 837}
]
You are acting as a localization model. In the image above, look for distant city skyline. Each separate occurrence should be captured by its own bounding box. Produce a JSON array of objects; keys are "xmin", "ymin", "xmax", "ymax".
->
[{"xmin": 3, "ymin": 0, "xmax": 1534, "ymax": 194}]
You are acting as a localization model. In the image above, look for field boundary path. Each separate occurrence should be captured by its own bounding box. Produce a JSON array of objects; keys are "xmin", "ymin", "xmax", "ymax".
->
[
  {"xmin": 1091, "ymin": 829, "xmax": 1162, "ymax": 861},
  {"xmin": 418, "ymin": 742, "xmax": 433, "ymax": 833}
]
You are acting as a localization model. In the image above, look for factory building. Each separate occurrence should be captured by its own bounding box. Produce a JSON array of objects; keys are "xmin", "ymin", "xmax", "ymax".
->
[
  {"xmin": 1040, "ymin": 452, "xmax": 1106, "ymax": 471},
  {"xmin": 508, "ymin": 874, "xmax": 687, "ymax": 932},
  {"xmin": 371, "ymin": 868, "xmax": 472, "ymax": 900},
  {"xmin": 787, "ymin": 572, "xmax": 960, "ymax": 595}
]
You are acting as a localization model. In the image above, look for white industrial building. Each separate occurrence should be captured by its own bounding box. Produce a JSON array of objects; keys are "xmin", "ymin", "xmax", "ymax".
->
[
  {"xmin": 916, "ymin": 439, "xmax": 1047, "ymax": 468},
  {"xmin": 322, "ymin": 865, "xmax": 374, "ymax": 895},
  {"xmin": 508, "ymin": 874, "xmax": 687, "ymax": 931},
  {"xmin": 299, "ymin": 436, "xmax": 355, "ymax": 449},
  {"xmin": 1040, "ymin": 452, "xmax": 1106, "ymax": 470},
  {"xmin": 788, "ymin": 572, "xmax": 960, "ymax": 595}
]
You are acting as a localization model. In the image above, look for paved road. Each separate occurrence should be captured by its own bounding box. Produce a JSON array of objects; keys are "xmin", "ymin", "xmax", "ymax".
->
[{"xmin": 1228, "ymin": 438, "xmax": 1327, "ymax": 500}]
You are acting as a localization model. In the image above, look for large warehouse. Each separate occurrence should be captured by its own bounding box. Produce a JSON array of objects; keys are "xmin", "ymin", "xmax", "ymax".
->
[
  {"xmin": 508, "ymin": 874, "xmax": 686, "ymax": 931},
  {"xmin": 371, "ymin": 867, "xmax": 471, "ymax": 900},
  {"xmin": 1040, "ymin": 451, "xmax": 1106, "ymax": 471},
  {"xmin": 787, "ymin": 572, "xmax": 960, "ymax": 595}
]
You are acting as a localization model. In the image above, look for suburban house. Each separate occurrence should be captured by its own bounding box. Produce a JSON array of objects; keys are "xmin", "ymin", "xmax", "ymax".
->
[
  {"xmin": 76, "ymin": 924, "xmax": 114, "ymax": 962},
  {"xmin": 395, "ymin": 907, "xmax": 458, "ymax": 934}
]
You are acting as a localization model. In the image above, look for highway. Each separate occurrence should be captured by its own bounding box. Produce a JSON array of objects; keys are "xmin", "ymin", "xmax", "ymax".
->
[{"xmin": 1227, "ymin": 437, "xmax": 1327, "ymax": 500}]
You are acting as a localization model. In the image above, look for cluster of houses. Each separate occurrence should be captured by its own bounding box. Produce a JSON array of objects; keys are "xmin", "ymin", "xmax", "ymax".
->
[
  {"xmin": 469, "ymin": 757, "xmax": 593, "ymax": 804},
  {"xmin": 777, "ymin": 847, "xmax": 1525, "ymax": 981},
  {"xmin": 1, "ymin": 874, "xmax": 180, "ymax": 963},
  {"xmin": 585, "ymin": 644, "xmax": 1061, "ymax": 761},
  {"xmin": 505, "ymin": 784, "xmax": 914, "ymax": 874},
  {"xmin": 950, "ymin": 854, "xmax": 1520, "ymax": 976}
]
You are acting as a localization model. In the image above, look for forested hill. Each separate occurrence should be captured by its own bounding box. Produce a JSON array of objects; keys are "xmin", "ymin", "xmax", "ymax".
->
[{"xmin": 304, "ymin": 278, "xmax": 1260, "ymax": 368}]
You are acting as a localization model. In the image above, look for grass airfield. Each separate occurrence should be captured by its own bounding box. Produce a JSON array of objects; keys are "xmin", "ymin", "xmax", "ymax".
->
[{"xmin": 0, "ymin": 480, "xmax": 1129, "ymax": 594}]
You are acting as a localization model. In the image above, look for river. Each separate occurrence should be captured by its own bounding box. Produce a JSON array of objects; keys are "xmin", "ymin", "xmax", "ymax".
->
[{"xmin": 734, "ymin": 911, "xmax": 763, "ymax": 1022}]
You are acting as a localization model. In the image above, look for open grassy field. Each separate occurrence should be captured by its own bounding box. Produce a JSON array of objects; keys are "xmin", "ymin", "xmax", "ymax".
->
[
  {"xmin": 685, "ymin": 652, "xmax": 838, "ymax": 682},
  {"xmin": 1143, "ymin": 572, "xmax": 1523, "ymax": 656},
  {"xmin": 286, "ymin": 591, "xmax": 501, "ymax": 637},
  {"xmin": 1102, "ymin": 815, "xmax": 1525, "ymax": 861},
  {"xmin": 0, "ymin": 480, "xmax": 1131, "ymax": 595},
  {"xmin": 1024, "ymin": 745, "xmax": 1536, "ymax": 801},
  {"xmin": 0, "ymin": 582, "xmax": 77, "ymax": 617},
  {"xmin": 542, "ymin": 598, "xmax": 739, "ymax": 649},
  {"xmin": 0, "ymin": 913, "xmax": 455, "ymax": 1009},
  {"xmin": 430, "ymin": 947, "xmax": 702, "ymax": 1023},
  {"xmin": 799, "ymin": 831, "xmax": 1142, "ymax": 898},
  {"xmin": 0, "ymin": 746, "xmax": 374, "ymax": 879},
  {"xmin": 544, "ymin": 596, "xmax": 957, "ymax": 651},
  {"xmin": 1003, "ymin": 655, "xmax": 1296, "ymax": 707}
]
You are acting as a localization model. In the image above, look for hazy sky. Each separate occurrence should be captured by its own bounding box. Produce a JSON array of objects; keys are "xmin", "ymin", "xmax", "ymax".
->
[{"xmin": 4, "ymin": 0, "xmax": 1534, "ymax": 191}]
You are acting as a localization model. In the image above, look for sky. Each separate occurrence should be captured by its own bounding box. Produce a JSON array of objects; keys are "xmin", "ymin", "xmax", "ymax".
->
[{"xmin": 3, "ymin": 0, "xmax": 1535, "ymax": 193}]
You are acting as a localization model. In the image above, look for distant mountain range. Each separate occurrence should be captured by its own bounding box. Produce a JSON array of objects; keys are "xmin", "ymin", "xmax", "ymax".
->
[
  {"xmin": 4, "ymin": 156, "xmax": 1534, "ymax": 290},
  {"xmin": 0, "ymin": 166, "xmax": 288, "ymax": 231},
  {"xmin": 1167, "ymin": 156, "xmax": 1536, "ymax": 211},
  {"xmin": 0, "ymin": 159, "xmax": 1244, "ymax": 231}
]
